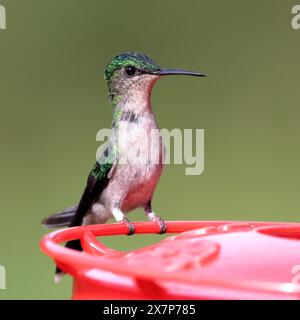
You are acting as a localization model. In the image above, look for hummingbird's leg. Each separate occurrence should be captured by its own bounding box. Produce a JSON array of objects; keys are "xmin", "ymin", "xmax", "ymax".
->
[
  {"xmin": 144, "ymin": 202, "xmax": 167, "ymax": 234},
  {"xmin": 112, "ymin": 206, "xmax": 135, "ymax": 235}
]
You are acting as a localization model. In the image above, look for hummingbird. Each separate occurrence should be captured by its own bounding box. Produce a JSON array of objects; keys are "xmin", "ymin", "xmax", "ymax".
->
[{"xmin": 42, "ymin": 52, "xmax": 206, "ymax": 281}]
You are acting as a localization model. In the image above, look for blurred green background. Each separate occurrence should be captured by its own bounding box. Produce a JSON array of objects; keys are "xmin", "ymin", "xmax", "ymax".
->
[{"xmin": 1, "ymin": 0, "xmax": 300, "ymax": 299}]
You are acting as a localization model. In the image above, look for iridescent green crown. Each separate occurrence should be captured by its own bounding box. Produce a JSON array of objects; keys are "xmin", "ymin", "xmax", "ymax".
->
[{"xmin": 104, "ymin": 52, "xmax": 160, "ymax": 80}]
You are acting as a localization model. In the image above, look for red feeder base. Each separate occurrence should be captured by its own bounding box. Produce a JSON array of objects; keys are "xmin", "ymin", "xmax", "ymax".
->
[{"xmin": 40, "ymin": 221, "xmax": 300, "ymax": 299}]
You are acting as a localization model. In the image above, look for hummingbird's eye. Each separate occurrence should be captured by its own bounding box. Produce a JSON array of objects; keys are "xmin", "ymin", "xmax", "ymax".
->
[{"xmin": 124, "ymin": 66, "xmax": 136, "ymax": 77}]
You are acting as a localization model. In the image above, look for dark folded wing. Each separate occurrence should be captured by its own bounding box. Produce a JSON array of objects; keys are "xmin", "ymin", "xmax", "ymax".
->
[{"xmin": 68, "ymin": 148, "xmax": 116, "ymax": 228}]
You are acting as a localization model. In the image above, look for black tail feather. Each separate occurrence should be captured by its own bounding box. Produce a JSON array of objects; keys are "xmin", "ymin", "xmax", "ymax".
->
[
  {"xmin": 56, "ymin": 239, "xmax": 83, "ymax": 276},
  {"xmin": 42, "ymin": 205, "xmax": 78, "ymax": 228}
]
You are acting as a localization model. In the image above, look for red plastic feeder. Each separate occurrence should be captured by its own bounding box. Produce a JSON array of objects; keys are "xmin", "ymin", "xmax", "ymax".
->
[{"xmin": 40, "ymin": 221, "xmax": 300, "ymax": 299}]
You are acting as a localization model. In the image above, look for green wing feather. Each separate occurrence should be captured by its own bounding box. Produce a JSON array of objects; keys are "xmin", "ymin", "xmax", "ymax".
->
[
  {"xmin": 68, "ymin": 143, "xmax": 117, "ymax": 227},
  {"xmin": 56, "ymin": 144, "xmax": 118, "ymax": 273}
]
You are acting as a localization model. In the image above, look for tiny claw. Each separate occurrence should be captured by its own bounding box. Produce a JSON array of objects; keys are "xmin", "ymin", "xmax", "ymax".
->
[
  {"xmin": 122, "ymin": 217, "xmax": 135, "ymax": 235},
  {"xmin": 154, "ymin": 216, "xmax": 167, "ymax": 234}
]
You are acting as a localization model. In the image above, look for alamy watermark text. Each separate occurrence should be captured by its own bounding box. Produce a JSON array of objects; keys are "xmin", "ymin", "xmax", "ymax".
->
[
  {"xmin": 0, "ymin": 265, "xmax": 6, "ymax": 289},
  {"xmin": 292, "ymin": 5, "xmax": 300, "ymax": 29},
  {"xmin": 96, "ymin": 127, "xmax": 204, "ymax": 176},
  {"xmin": 0, "ymin": 4, "xmax": 6, "ymax": 30}
]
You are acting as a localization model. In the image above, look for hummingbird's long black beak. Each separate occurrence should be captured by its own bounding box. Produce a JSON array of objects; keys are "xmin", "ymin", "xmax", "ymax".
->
[{"xmin": 158, "ymin": 69, "xmax": 207, "ymax": 77}]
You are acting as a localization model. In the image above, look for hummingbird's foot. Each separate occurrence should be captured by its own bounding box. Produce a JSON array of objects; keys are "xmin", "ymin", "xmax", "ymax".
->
[
  {"xmin": 121, "ymin": 217, "xmax": 135, "ymax": 235},
  {"xmin": 146, "ymin": 212, "xmax": 167, "ymax": 234},
  {"xmin": 153, "ymin": 215, "xmax": 167, "ymax": 234},
  {"xmin": 144, "ymin": 202, "xmax": 167, "ymax": 234},
  {"xmin": 112, "ymin": 207, "xmax": 135, "ymax": 235}
]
